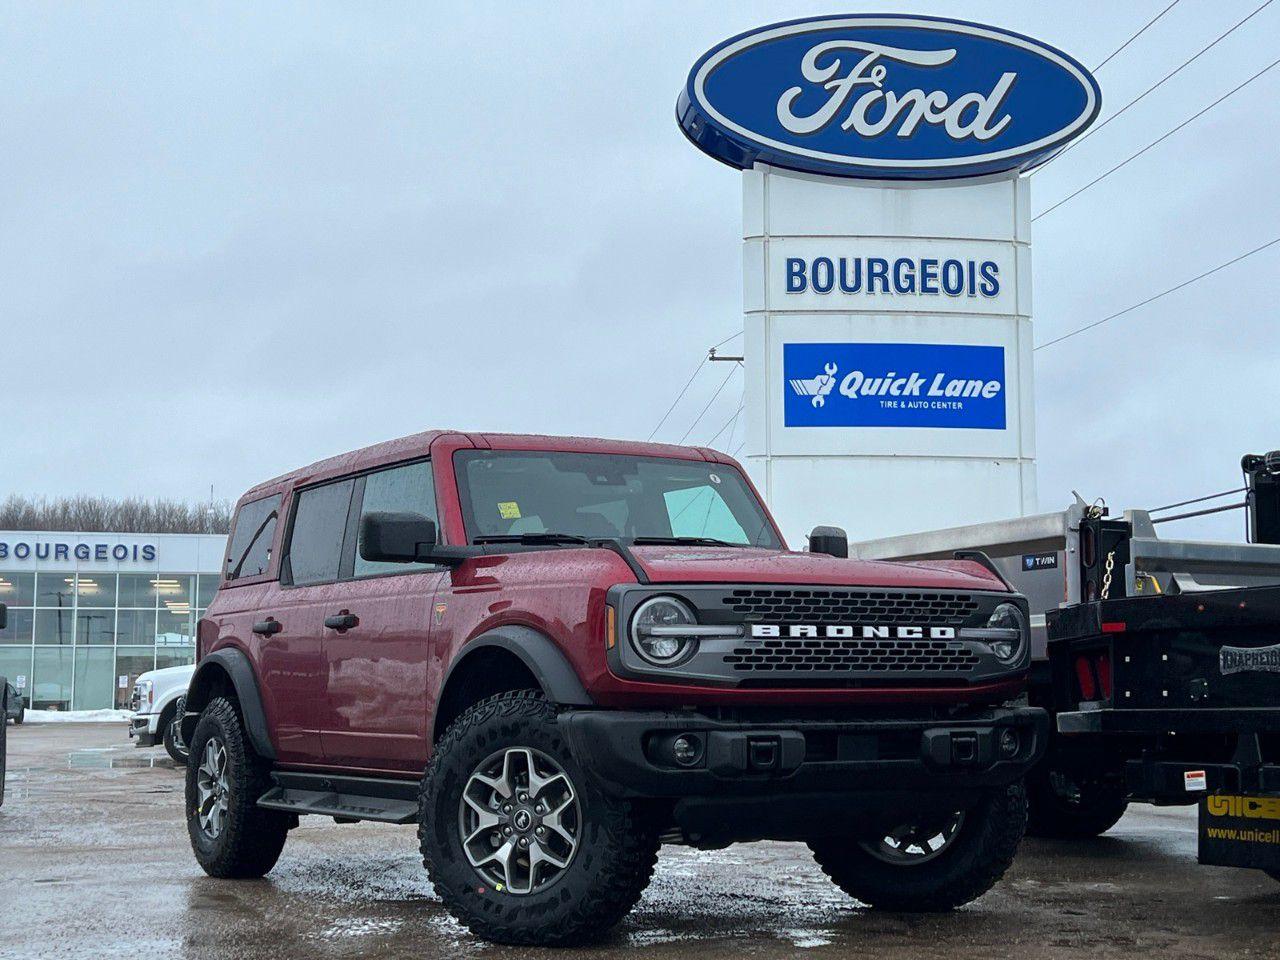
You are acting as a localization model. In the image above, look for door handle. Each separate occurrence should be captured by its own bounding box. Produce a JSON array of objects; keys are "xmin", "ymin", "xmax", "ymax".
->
[
  {"xmin": 253, "ymin": 618, "xmax": 283, "ymax": 636},
  {"xmin": 324, "ymin": 612, "xmax": 360, "ymax": 631}
]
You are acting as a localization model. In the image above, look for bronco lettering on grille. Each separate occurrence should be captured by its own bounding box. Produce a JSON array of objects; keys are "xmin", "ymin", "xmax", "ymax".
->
[{"xmin": 749, "ymin": 624, "xmax": 957, "ymax": 640}]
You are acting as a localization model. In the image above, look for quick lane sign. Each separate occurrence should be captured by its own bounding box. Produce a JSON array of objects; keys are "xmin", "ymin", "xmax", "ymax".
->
[
  {"xmin": 783, "ymin": 342, "xmax": 1006, "ymax": 430},
  {"xmin": 678, "ymin": 15, "xmax": 1100, "ymax": 179}
]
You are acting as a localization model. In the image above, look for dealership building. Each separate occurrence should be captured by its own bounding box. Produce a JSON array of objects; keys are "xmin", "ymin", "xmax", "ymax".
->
[{"xmin": 0, "ymin": 531, "xmax": 227, "ymax": 711}]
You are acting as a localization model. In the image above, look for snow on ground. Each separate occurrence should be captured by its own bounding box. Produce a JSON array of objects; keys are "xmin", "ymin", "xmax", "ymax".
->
[{"xmin": 21, "ymin": 708, "xmax": 132, "ymax": 723}]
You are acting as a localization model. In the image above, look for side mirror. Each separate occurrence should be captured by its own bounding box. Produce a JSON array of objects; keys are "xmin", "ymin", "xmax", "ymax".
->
[
  {"xmin": 360, "ymin": 512, "xmax": 440, "ymax": 563},
  {"xmin": 808, "ymin": 525, "xmax": 849, "ymax": 559},
  {"xmin": 0, "ymin": 603, "xmax": 6, "ymax": 630},
  {"xmin": 359, "ymin": 512, "xmax": 474, "ymax": 567}
]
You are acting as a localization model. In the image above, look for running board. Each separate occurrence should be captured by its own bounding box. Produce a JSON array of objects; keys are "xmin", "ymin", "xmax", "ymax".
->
[{"xmin": 257, "ymin": 771, "xmax": 419, "ymax": 824}]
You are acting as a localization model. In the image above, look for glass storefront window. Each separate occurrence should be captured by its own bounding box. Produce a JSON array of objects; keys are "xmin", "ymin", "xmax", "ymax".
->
[
  {"xmin": 0, "ymin": 572, "xmax": 35, "ymax": 606},
  {"xmin": 156, "ymin": 609, "xmax": 194, "ymax": 647},
  {"xmin": 153, "ymin": 574, "xmax": 193, "ymax": 605},
  {"xmin": 156, "ymin": 646, "xmax": 195, "ymax": 670},
  {"xmin": 118, "ymin": 573, "xmax": 158, "ymax": 609},
  {"xmin": 76, "ymin": 609, "xmax": 116, "ymax": 645},
  {"xmin": 0, "ymin": 607, "xmax": 34, "ymax": 643},
  {"xmin": 0, "ymin": 647, "xmax": 33, "ymax": 700},
  {"xmin": 34, "ymin": 607, "xmax": 76, "ymax": 645},
  {"xmin": 115, "ymin": 646, "xmax": 155, "ymax": 708},
  {"xmin": 33, "ymin": 646, "xmax": 73, "ymax": 710},
  {"xmin": 116, "ymin": 609, "xmax": 156, "ymax": 646},
  {"xmin": 35, "ymin": 572, "xmax": 77, "ymax": 608},
  {"xmin": 72, "ymin": 647, "xmax": 115, "ymax": 710},
  {"xmin": 76, "ymin": 572, "xmax": 117, "ymax": 608},
  {"xmin": 197, "ymin": 574, "xmax": 220, "ymax": 608},
  {"xmin": 1, "ymin": 548, "xmax": 220, "ymax": 710}
]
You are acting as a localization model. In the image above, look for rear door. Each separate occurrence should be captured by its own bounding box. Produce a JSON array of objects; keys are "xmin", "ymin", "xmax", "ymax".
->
[
  {"xmin": 320, "ymin": 459, "xmax": 446, "ymax": 771},
  {"xmin": 272, "ymin": 477, "xmax": 358, "ymax": 763},
  {"xmin": 218, "ymin": 492, "xmax": 322, "ymax": 763}
]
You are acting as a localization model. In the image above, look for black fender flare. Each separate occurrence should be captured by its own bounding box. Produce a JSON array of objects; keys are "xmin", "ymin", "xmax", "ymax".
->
[
  {"xmin": 181, "ymin": 647, "xmax": 276, "ymax": 760},
  {"xmin": 442, "ymin": 625, "xmax": 593, "ymax": 708}
]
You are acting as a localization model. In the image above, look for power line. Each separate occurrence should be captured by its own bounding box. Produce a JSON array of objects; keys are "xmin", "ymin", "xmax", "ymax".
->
[
  {"xmin": 710, "ymin": 329, "xmax": 742, "ymax": 350},
  {"xmin": 1093, "ymin": 0, "xmax": 1183, "ymax": 72},
  {"xmin": 706, "ymin": 404, "xmax": 743, "ymax": 447},
  {"xmin": 1033, "ymin": 55, "xmax": 1280, "ymax": 222},
  {"xmin": 1035, "ymin": 234, "xmax": 1280, "ymax": 351},
  {"xmin": 646, "ymin": 357, "xmax": 706, "ymax": 441},
  {"xmin": 646, "ymin": 329, "xmax": 742, "ymax": 441},
  {"xmin": 1035, "ymin": 0, "xmax": 1275, "ymax": 174},
  {"xmin": 680, "ymin": 366, "xmax": 742, "ymax": 445}
]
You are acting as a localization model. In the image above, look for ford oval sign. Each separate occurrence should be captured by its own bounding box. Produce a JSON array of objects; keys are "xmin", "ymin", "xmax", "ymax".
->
[{"xmin": 677, "ymin": 15, "xmax": 1101, "ymax": 180}]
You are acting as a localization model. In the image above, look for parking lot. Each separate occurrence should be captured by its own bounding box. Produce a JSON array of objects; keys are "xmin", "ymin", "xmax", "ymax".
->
[{"xmin": 0, "ymin": 722, "xmax": 1277, "ymax": 959}]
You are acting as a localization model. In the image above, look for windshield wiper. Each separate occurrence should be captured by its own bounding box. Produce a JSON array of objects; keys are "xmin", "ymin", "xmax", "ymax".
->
[
  {"xmin": 631, "ymin": 535, "xmax": 743, "ymax": 548},
  {"xmin": 474, "ymin": 532, "xmax": 592, "ymax": 546}
]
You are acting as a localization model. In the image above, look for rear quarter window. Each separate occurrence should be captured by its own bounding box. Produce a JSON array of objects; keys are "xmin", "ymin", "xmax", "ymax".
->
[{"xmin": 224, "ymin": 494, "xmax": 282, "ymax": 581}]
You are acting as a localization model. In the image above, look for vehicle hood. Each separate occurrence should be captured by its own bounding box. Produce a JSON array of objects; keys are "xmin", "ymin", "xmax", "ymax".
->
[
  {"xmin": 628, "ymin": 546, "xmax": 1006, "ymax": 591},
  {"xmin": 137, "ymin": 664, "xmax": 196, "ymax": 686}
]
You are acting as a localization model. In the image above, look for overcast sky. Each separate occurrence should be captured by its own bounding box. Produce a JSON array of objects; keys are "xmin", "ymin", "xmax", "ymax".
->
[{"xmin": 3, "ymin": 1, "xmax": 1277, "ymax": 541}]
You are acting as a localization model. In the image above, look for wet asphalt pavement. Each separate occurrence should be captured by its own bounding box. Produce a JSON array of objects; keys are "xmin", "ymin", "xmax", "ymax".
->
[{"xmin": 2, "ymin": 723, "xmax": 1279, "ymax": 959}]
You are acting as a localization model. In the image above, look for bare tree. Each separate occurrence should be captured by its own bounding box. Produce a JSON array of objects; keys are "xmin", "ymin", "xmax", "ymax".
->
[{"xmin": 0, "ymin": 495, "xmax": 233, "ymax": 534}]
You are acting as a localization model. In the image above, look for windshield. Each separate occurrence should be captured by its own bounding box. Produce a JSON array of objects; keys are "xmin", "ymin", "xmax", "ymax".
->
[{"xmin": 454, "ymin": 450, "xmax": 782, "ymax": 549}]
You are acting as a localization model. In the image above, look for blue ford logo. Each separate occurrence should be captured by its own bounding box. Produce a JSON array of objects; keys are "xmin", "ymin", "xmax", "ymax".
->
[{"xmin": 678, "ymin": 15, "xmax": 1101, "ymax": 180}]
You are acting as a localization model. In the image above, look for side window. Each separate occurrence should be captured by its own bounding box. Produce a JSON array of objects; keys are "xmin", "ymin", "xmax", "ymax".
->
[
  {"xmin": 285, "ymin": 479, "xmax": 355, "ymax": 586},
  {"xmin": 224, "ymin": 494, "xmax": 282, "ymax": 581},
  {"xmin": 664, "ymin": 485, "xmax": 749, "ymax": 543},
  {"xmin": 355, "ymin": 460, "xmax": 438, "ymax": 577}
]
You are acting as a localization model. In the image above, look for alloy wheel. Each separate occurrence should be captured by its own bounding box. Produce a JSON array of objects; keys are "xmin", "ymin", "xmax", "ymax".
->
[
  {"xmin": 195, "ymin": 736, "xmax": 230, "ymax": 840},
  {"xmin": 860, "ymin": 812, "xmax": 966, "ymax": 865},
  {"xmin": 458, "ymin": 746, "xmax": 580, "ymax": 894}
]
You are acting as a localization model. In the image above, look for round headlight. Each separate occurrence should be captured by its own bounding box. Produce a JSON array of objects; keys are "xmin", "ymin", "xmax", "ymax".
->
[
  {"xmin": 986, "ymin": 602, "xmax": 1027, "ymax": 663},
  {"xmin": 630, "ymin": 596, "xmax": 698, "ymax": 666}
]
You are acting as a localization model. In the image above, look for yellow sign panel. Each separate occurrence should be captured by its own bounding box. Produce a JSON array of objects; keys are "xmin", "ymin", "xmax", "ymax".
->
[
  {"xmin": 1206, "ymin": 795, "xmax": 1280, "ymax": 820},
  {"xmin": 498, "ymin": 501, "xmax": 522, "ymax": 520}
]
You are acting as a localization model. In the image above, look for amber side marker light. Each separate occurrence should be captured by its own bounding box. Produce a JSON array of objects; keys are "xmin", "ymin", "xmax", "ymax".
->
[{"xmin": 606, "ymin": 605, "xmax": 617, "ymax": 649}]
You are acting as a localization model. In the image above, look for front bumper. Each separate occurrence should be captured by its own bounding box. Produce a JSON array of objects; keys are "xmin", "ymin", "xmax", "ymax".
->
[
  {"xmin": 128, "ymin": 714, "xmax": 160, "ymax": 747},
  {"xmin": 560, "ymin": 705, "xmax": 1047, "ymax": 800}
]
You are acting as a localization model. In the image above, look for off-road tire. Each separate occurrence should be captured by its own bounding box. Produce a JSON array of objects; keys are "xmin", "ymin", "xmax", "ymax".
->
[
  {"xmin": 810, "ymin": 781, "xmax": 1028, "ymax": 912},
  {"xmin": 163, "ymin": 712, "xmax": 189, "ymax": 764},
  {"xmin": 185, "ymin": 697, "xmax": 289, "ymax": 878},
  {"xmin": 419, "ymin": 689, "xmax": 660, "ymax": 946},
  {"xmin": 1025, "ymin": 764, "xmax": 1128, "ymax": 839}
]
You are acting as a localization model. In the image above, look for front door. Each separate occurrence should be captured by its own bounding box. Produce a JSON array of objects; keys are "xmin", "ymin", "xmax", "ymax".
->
[{"xmin": 319, "ymin": 459, "xmax": 445, "ymax": 772}]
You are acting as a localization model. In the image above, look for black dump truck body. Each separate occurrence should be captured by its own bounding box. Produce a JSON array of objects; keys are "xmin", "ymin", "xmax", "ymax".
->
[
  {"xmin": 850, "ymin": 452, "xmax": 1280, "ymax": 878},
  {"xmin": 1049, "ymin": 585, "xmax": 1280, "ymax": 871}
]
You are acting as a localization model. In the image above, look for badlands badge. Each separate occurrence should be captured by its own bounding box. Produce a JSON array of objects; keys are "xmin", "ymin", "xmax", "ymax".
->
[{"xmin": 1219, "ymin": 644, "xmax": 1280, "ymax": 676}]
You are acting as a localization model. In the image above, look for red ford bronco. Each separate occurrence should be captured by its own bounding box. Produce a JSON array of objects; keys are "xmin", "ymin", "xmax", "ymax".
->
[{"xmin": 182, "ymin": 431, "xmax": 1046, "ymax": 945}]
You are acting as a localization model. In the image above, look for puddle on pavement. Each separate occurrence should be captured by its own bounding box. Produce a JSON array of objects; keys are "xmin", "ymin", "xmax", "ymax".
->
[{"xmin": 66, "ymin": 748, "xmax": 178, "ymax": 769}]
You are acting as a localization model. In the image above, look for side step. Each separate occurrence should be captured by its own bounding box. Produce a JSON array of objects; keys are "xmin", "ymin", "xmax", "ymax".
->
[{"xmin": 257, "ymin": 771, "xmax": 420, "ymax": 824}]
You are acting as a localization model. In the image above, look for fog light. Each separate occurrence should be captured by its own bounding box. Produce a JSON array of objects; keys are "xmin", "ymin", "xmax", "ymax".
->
[
  {"xmin": 998, "ymin": 728, "xmax": 1019, "ymax": 758},
  {"xmin": 672, "ymin": 735, "xmax": 700, "ymax": 765}
]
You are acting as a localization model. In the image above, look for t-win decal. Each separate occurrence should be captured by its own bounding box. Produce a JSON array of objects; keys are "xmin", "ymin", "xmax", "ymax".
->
[
  {"xmin": 783, "ymin": 342, "xmax": 1006, "ymax": 429},
  {"xmin": 785, "ymin": 256, "xmax": 999, "ymax": 298},
  {"xmin": 1022, "ymin": 552, "xmax": 1059, "ymax": 572}
]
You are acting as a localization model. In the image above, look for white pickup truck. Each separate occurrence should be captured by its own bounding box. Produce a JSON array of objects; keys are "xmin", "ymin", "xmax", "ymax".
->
[{"xmin": 128, "ymin": 663, "xmax": 194, "ymax": 764}]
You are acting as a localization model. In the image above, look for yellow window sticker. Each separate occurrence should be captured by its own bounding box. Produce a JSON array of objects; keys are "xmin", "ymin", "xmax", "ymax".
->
[{"xmin": 498, "ymin": 501, "xmax": 522, "ymax": 520}]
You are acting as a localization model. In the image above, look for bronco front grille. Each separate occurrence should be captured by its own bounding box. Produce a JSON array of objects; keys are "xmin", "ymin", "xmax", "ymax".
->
[
  {"xmin": 720, "ymin": 588, "xmax": 979, "ymax": 625},
  {"xmin": 723, "ymin": 637, "xmax": 980, "ymax": 674}
]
